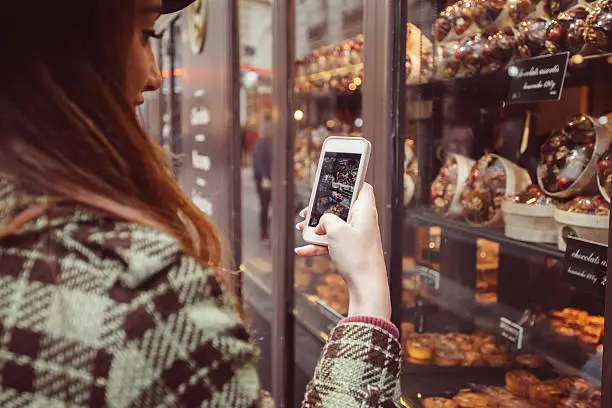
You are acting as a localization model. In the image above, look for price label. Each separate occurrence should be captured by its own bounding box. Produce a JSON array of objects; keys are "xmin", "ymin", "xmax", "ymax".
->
[
  {"xmin": 564, "ymin": 237, "xmax": 607, "ymax": 298},
  {"xmin": 500, "ymin": 317, "xmax": 524, "ymax": 350},
  {"xmin": 507, "ymin": 52, "xmax": 569, "ymax": 104},
  {"xmin": 416, "ymin": 266, "xmax": 440, "ymax": 290}
]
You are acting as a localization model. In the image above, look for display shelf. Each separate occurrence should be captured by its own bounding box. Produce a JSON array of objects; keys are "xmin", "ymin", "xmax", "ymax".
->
[
  {"xmin": 405, "ymin": 52, "xmax": 612, "ymax": 96},
  {"xmin": 243, "ymin": 263, "xmax": 340, "ymax": 347},
  {"xmin": 401, "ymin": 274, "xmax": 601, "ymax": 384},
  {"xmin": 405, "ymin": 208, "xmax": 564, "ymax": 260}
]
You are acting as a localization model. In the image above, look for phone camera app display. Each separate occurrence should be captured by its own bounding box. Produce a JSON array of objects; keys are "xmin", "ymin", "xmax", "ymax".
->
[{"xmin": 308, "ymin": 152, "xmax": 361, "ymax": 227}]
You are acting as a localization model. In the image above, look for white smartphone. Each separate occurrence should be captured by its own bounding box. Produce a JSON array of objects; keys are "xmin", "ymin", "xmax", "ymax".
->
[{"xmin": 302, "ymin": 136, "xmax": 371, "ymax": 246}]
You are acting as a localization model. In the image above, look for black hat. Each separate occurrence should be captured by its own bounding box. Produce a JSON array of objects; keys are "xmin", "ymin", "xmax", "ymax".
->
[{"xmin": 162, "ymin": 0, "xmax": 195, "ymax": 14}]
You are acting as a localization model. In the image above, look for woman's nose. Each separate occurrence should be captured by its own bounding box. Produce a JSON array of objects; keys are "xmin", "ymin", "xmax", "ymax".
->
[{"xmin": 144, "ymin": 63, "xmax": 163, "ymax": 92}]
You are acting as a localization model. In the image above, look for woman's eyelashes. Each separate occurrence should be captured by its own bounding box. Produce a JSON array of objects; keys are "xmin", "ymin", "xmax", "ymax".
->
[{"xmin": 142, "ymin": 29, "xmax": 162, "ymax": 44}]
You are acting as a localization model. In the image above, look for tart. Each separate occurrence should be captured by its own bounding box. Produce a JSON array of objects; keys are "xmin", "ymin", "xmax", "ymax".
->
[
  {"xmin": 485, "ymin": 351, "xmax": 508, "ymax": 367},
  {"xmin": 515, "ymin": 353, "xmax": 545, "ymax": 368},
  {"xmin": 506, "ymin": 370, "xmax": 541, "ymax": 397},
  {"xmin": 453, "ymin": 392, "xmax": 490, "ymax": 408},
  {"xmin": 423, "ymin": 397, "xmax": 459, "ymax": 408},
  {"xmin": 528, "ymin": 383, "xmax": 563, "ymax": 405},
  {"xmin": 434, "ymin": 349, "xmax": 464, "ymax": 367},
  {"xmin": 556, "ymin": 377, "xmax": 592, "ymax": 397},
  {"xmin": 463, "ymin": 351, "xmax": 487, "ymax": 367},
  {"xmin": 406, "ymin": 334, "xmax": 435, "ymax": 361}
]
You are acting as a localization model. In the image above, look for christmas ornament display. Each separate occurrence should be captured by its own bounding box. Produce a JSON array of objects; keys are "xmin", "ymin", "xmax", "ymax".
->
[
  {"xmin": 583, "ymin": 0, "xmax": 612, "ymax": 54},
  {"xmin": 516, "ymin": 18, "xmax": 550, "ymax": 57},
  {"xmin": 406, "ymin": 24, "xmax": 435, "ymax": 85},
  {"xmin": 597, "ymin": 148, "xmax": 612, "ymax": 202},
  {"xmin": 538, "ymin": 115, "xmax": 612, "ymax": 198},
  {"xmin": 431, "ymin": 154, "xmax": 476, "ymax": 215},
  {"xmin": 554, "ymin": 195, "xmax": 610, "ymax": 250},
  {"xmin": 295, "ymin": 34, "xmax": 364, "ymax": 94},
  {"xmin": 461, "ymin": 153, "xmax": 532, "ymax": 225},
  {"xmin": 545, "ymin": 5, "xmax": 590, "ymax": 54},
  {"xmin": 502, "ymin": 185, "xmax": 557, "ymax": 243},
  {"xmin": 404, "ymin": 140, "xmax": 418, "ymax": 206}
]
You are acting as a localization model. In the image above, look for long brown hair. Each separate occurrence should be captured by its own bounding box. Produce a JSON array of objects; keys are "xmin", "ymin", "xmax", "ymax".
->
[{"xmin": 0, "ymin": 2, "xmax": 222, "ymax": 267}]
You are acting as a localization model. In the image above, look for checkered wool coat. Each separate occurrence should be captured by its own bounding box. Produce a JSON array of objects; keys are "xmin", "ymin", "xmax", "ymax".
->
[{"xmin": 0, "ymin": 177, "xmax": 402, "ymax": 408}]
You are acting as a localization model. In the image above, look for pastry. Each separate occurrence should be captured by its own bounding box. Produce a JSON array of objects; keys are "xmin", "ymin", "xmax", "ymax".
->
[
  {"xmin": 328, "ymin": 301, "xmax": 348, "ymax": 316},
  {"xmin": 580, "ymin": 333, "xmax": 600, "ymax": 345},
  {"xmin": 407, "ymin": 356, "xmax": 431, "ymax": 365},
  {"xmin": 557, "ymin": 398, "xmax": 596, "ymax": 408},
  {"xmin": 453, "ymin": 392, "xmax": 490, "ymax": 408},
  {"xmin": 485, "ymin": 351, "xmax": 508, "ymax": 367},
  {"xmin": 294, "ymin": 270, "xmax": 312, "ymax": 289},
  {"xmin": 515, "ymin": 353, "xmax": 545, "ymax": 368},
  {"xmin": 434, "ymin": 349, "xmax": 464, "ymax": 367},
  {"xmin": 463, "ymin": 351, "xmax": 487, "ymax": 367},
  {"xmin": 582, "ymin": 324, "xmax": 604, "ymax": 339},
  {"xmin": 555, "ymin": 325, "xmax": 580, "ymax": 337},
  {"xmin": 556, "ymin": 377, "xmax": 592, "ymax": 397},
  {"xmin": 587, "ymin": 315, "xmax": 605, "ymax": 327},
  {"xmin": 323, "ymin": 273, "xmax": 344, "ymax": 287},
  {"xmin": 423, "ymin": 397, "xmax": 459, "ymax": 408},
  {"xmin": 406, "ymin": 334, "xmax": 435, "ymax": 361},
  {"xmin": 506, "ymin": 370, "xmax": 541, "ymax": 397},
  {"xmin": 528, "ymin": 382, "xmax": 563, "ymax": 404}
]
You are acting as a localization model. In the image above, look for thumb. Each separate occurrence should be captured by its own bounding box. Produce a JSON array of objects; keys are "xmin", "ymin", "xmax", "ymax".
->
[{"xmin": 315, "ymin": 213, "xmax": 346, "ymax": 236}]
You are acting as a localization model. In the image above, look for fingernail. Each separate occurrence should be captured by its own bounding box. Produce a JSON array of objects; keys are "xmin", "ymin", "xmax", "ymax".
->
[
  {"xmin": 295, "ymin": 223, "xmax": 300, "ymax": 230},
  {"xmin": 294, "ymin": 248, "xmax": 300, "ymax": 255}
]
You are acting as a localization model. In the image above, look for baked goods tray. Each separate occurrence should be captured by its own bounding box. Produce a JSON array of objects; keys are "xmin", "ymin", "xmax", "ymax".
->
[
  {"xmin": 405, "ymin": 208, "xmax": 564, "ymax": 260},
  {"xmin": 402, "ymin": 358, "xmax": 555, "ymax": 377},
  {"xmin": 401, "ymin": 370, "xmax": 558, "ymax": 408}
]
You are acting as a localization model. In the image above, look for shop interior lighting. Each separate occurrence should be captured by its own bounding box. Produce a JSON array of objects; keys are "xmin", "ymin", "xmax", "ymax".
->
[
  {"xmin": 354, "ymin": 118, "xmax": 363, "ymax": 128},
  {"xmin": 294, "ymin": 110, "xmax": 304, "ymax": 121}
]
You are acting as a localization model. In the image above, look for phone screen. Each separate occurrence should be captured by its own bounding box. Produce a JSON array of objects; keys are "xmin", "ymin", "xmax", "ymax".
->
[{"xmin": 308, "ymin": 152, "xmax": 362, "ymax": 227}]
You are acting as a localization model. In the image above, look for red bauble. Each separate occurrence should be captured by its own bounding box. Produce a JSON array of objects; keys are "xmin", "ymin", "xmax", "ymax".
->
[
  {"xmin": 548, "ymin": 26, "xmax": 565, "ymax": 42},
  {"xmin": 599, "ymin": 159, "xmax": 612, "ymax": 171},
  {"xmin": 556, "ymin": 177, "xmax": 572, "ymax": 189}
]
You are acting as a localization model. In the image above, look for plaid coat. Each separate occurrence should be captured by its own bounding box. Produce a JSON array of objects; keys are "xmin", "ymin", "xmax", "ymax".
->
[{"xmin": 0, "ymin": 178, "xmax": 402, "ymax": 407}]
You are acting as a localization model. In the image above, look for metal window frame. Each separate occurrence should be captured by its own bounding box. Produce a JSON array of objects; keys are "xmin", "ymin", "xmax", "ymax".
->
[
  {"xmin": 271, "ymin": 0, "xmax": 296, "ymax": 406},
  {"xmin": 362, "ymin": 0, "xmax": 406, "ymax": 329}
]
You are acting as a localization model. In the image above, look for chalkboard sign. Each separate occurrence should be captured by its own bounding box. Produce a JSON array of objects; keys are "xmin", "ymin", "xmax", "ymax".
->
[
  {"xmin": 564, "ymin": 236, "xmax": 608, "ymax": 298},
  {"xmin": 507, "ymin": 52, "xmax": 569, "ymax": 104},
  {"xmin": 499, "ymin": 317, "xmax": 524, "ymax": 350}
]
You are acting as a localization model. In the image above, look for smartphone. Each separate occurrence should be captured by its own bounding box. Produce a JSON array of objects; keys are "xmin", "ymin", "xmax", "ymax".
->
[{"xmin": 302, "ymin": 136, "xmax": 371, "ymax": 246}]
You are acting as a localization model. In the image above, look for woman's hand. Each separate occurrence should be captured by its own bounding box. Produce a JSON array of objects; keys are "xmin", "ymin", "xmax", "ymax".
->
[{"xmin": 295, "ymin": 183, "xmax": 391, "ymax": 320}]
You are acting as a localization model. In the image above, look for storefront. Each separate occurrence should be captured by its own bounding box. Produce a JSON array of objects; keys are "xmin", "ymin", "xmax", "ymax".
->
[{"xmin": 143, "ymin": 0, "xmax": 612, "ymax": 407}]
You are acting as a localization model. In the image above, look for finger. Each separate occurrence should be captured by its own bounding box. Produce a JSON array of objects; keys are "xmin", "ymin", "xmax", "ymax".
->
[
  {"xmin": 353, "ymin": 183, "xmax": 376, "ymax": 210},
  {"xmin": 299, "ymin": 207, "xmax": 309, "ymax": 218},
  {"xmin": 315, "ymin": 212, "xmax": 346, "ymax": 236},
  {"xmin": 295, "ymin": 221, "xmax": 306, "ymax": 231},
  {"xmin": 295, "ymin": 245, "xmax": 329, "ymax": 257}
]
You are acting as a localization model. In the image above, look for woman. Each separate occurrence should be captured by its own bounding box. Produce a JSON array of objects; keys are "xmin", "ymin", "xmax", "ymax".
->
[{"xmin": 0, "ymin": 0, "xmax": 401, "ymax": 407}]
